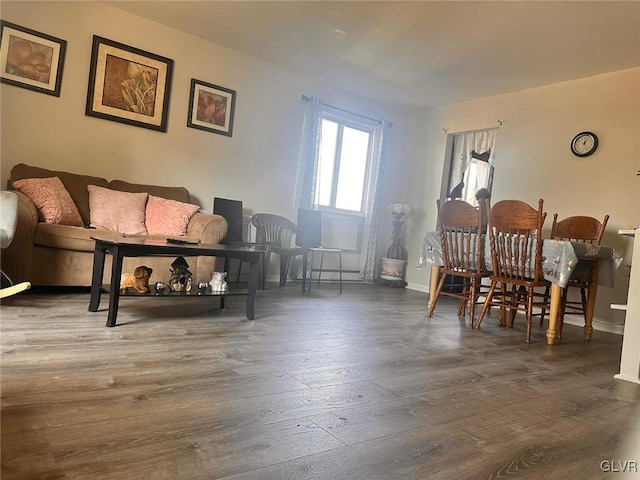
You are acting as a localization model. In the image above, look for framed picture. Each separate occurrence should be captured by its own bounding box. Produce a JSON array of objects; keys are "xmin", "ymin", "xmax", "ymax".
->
[
  {"xmin": 0, "ymin": 20, "xmax": 66, "ymax": 97},
  {"xmin": 187, "ymin": 78, "xmax": 236, "ymax": 137},
  {"xmin": 85, "ymin": 36, "xmax": 173, "ymax": 132}
]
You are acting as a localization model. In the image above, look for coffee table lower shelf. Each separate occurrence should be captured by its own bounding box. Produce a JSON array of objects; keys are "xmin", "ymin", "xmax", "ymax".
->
[
  {"xmin": 96, "ymin": 286, "xmax": 249, "ymax": 320},
  {"xmin": 88, "ymin": 235, "xmax": 264, "ymax": 327}
]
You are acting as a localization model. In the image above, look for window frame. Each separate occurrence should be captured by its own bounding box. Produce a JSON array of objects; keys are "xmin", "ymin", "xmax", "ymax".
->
[{"xmin": 316, "ymin": 107, "xmax": 377, "ymax": 216}]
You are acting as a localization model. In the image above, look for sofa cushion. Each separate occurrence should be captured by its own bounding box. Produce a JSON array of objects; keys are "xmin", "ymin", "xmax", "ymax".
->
[
  {"xmin": 13, "ymin": 177, "xmax": 84, "ymax": 227},
  {"xmin": 9, "ymin": 163, "xmax": 109, "ymax": 226},
  {"xmin": 109, "ymin": 179, "xmax": 191, "ymax": 203},
  {"xmin": 34, "ymin": 224, "xmax": 121, "ymax": 251},
  {"xmin": 88, "ymin": 185, "xmax": 148, "ymax": 234},
  {"xmin": 145, "ymin": 195, "xmax": 199, "ymax": 236}
]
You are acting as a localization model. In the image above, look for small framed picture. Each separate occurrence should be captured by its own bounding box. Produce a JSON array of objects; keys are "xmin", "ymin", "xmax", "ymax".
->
[
  {"xmin": 187, "ymin": 78, "xmax": 236, "ymax": 137},
  {"xmin": 0, "ymin": 20, "xmax": 67, "ymax": 97},
  {"xmin": 85, "ymin": 36, "xmax": 174, "ymax": 132}
]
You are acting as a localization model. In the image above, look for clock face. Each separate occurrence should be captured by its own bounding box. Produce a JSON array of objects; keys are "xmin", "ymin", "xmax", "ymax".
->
[{"xmin": 571, "ymin": 131, "xmax": 598, "ymax": 157}]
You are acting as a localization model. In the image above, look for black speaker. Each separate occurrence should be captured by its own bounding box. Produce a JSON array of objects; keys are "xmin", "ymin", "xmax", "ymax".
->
[
  {"xmin": 213, "ymin": 197, "xmax": 243, "ymax": 243},
  {"xmin": 296, "ymin": 208, "xmax": 322, "ymax": 248}
]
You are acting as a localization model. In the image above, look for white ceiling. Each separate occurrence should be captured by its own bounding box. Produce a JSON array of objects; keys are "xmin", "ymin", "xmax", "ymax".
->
[{"xmin": 105, "ymin": 1, "xmax": 640, "ymax": 111}]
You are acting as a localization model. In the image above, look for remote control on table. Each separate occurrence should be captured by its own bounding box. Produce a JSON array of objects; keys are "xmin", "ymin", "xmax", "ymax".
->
[{"xmin": 166, "ymin": 238, "xmax": 199, "ymax": 245}]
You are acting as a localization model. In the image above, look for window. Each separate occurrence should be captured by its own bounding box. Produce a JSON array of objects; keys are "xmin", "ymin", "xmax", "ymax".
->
[
  {"xmin": 315, "ymin": 108, "xmax": 375, "ymax": 213},
  {"xmin": 444, "ymin": 128, "xmax": 498, "ymax": 206}
]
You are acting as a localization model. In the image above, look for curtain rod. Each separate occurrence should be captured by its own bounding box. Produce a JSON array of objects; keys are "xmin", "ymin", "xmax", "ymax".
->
[
  {"xmin": 443, "ymin": 122, "xmax": 501, "ymax": 135},
  {"xmin": 301, "ymin": 94, "xmax": 393, "ymax": 128}
]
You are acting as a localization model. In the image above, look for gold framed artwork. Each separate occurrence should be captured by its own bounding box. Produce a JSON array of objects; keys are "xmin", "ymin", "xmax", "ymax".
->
[
  {"xmin": 85, "ymin": 36, "xmax": 174, "ymax": 132},
  {"xmin": 187, "ymin": 78, "xmax": 236, "ymax": 137},
  {"xmin": 0, "ymin": 20, "xmax": 67, "ymax": 97}
]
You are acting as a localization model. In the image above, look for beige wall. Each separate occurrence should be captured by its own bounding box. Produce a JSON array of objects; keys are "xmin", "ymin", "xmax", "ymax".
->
[
  {"xmin": 403, "ymin": 67, "xmax": 640, "ymax": 331},
  {"xmin": 0, "ymin": 1, "xmax": 409, "ymax": 225}
]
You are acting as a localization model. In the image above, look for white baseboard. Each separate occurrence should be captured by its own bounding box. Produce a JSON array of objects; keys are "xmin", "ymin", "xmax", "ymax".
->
[
  {"xmin": 406, "ymin": 282, "xmax": 429, "ymax": 293},
  {"xmin": 561, "ymin": 314, "xmax": 624, "ymax": 336}
]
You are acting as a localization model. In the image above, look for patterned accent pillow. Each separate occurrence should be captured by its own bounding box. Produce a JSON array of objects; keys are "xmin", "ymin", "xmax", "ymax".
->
[
  {"xmin": 145, "ymin": 195, "xmax": 199, "ymax": 236},
  {"xmin": 88, "ymin": 185, "xmax": 148, "ymax": 234},
  {"xmin": 13, "ymin": 177, "xmax": 83, "ymax": 226}
]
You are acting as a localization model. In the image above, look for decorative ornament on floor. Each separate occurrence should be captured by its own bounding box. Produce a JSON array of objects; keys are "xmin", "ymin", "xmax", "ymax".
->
[{"xmin": 380, "ymin": 203, "xmax": 411, "ymax": 287}]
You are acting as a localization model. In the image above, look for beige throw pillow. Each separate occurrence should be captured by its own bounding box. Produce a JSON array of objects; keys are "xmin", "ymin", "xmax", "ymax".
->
[
  {"xmin": 145, "ymin": 195, "xmax": 199, "ymax": 236},
  {"xmin": 13, "ymin": 177, "xmax": 83, "ymax": 226},
  {"xmin": 88, "ymin": 185, "xmax": 148, "ymax": 234}
]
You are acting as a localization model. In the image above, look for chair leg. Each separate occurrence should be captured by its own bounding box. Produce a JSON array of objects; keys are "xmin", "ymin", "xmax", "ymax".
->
[
  {"xmin": 508, "ymin": 285, "xmax": 519, "ymax": 328},
  {"xmin": 468, "ymin": 278, "xmax": 478, "ymax": 328},
  {"xmin": 308, "ymin": 250, "xmax": 314, "ymax": 293},
  {"xmin": 260, "ymin": 250, "xmax": 271, "ymax": 289},
  {"xmin": 338, "ymin": 251, "xmax": 343, "ymax": 294},
  {"xmin": 525, "ymin": 287, "xmax": 534, "ymax": 343},
  {"xmin": 476, "ymin": 281, "xmax": 497, "ymax": 329},
  {"xmin": 539, "ymin": 285, "xmax": 550, "ymax": 326},
  {"xmin": 427, "ymin": 273, "xmax": 448, "ymax": 317},
  {"xmin": 458, "ymin": 278, "xmax": 469, "ymax": 316},
  {"xmin": 499, "ymin": 282, "xmax": 508, "ymax": 326},
  {"xmin": 558, "ymin": 288, "xmax": 568, "ymax": 340},
  {"xmin": 0, "ymin": 281, "xmax": 31, "ymax": 299},
  {"xmin": 580, "ymin": 287, "xmax": 588, "ymax": 322},
  {"xmin": 279, "ymin": 255, "xmax": 290, "ymax": 286},
  {"xmin": 317, "ymin": 251, "xmax": 325, "ymax": 288},
  {"xmin": 301, "ymin": 251, "xmax": 309, "ymax": 292},
  {"xmin": 1, "ymin": 269, "xmax": 14, "ymax": 288}
]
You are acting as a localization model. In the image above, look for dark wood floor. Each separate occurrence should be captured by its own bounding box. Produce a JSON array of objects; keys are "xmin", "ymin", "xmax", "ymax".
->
[{"xmin": 1, "ymin": 283, "xmax": 639, "ymax": 480}]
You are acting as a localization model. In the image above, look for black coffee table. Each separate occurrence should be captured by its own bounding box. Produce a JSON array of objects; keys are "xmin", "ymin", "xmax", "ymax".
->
[{"xmin": 88, "ymin": 235, "xmax": 264, "ymax": 326}]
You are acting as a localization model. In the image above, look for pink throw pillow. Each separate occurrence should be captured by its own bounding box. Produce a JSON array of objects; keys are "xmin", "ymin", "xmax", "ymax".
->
[
  {"xmin": 13, "ymin": 177, "xmax": 83, "ymax": 226},
  {"xmin": 145, "ymin": 195, "xmax": 199, "ymax": 236},
  {"xmin": 88, "ymin": 185, "xmax": 148, "ymax": 234}
]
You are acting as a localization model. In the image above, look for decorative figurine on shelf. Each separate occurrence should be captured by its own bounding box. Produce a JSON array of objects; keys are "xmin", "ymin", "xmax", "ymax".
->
[
  {"xmin": 209, "ymin": 272, "xmax": 228, "ymax": 293},
  {"xmin": 154, "ymin": 282, "xmax": 169, "ymax": 295},
  {"xmin": 169, "ymin": 256, "xmax": 193, "ymax": 292},
  {"xmin": 120, "ymin": 266, "xmax": 153, "ymax": 294}
]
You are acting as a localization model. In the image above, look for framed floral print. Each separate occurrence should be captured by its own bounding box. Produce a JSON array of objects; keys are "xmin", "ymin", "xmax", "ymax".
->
[
  {"xmin": 0, "ymin": 20, "xmax": 67, "ymax": 97},
  {"xmin": 85, "ymin": 36, "xmax": 174, "ymax": 132},
  {"xmin": 187, "ymin": 78, "xmax": 236, "ymax": 137}
]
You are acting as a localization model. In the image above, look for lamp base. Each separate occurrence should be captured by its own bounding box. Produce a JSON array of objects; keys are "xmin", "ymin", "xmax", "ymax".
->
[{"xmin": 378, "ymin": 257, "xmax": 407, "ymax": 288}]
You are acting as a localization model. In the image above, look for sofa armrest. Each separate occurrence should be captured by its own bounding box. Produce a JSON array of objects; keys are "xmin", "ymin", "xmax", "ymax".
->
[
  {"xmin": 186, "ymin": 213, "xmax": 228, "ymax": 283},
  {"xmin": 1, "ymin": 191, "xmax": 38, "ymax": 283},
  {"xmin": 186, "ymin": 212, "xmax": 228, "ymax": 244}
]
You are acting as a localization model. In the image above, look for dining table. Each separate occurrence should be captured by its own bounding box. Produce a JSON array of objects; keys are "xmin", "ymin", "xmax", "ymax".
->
[{"xmin": 417, "ymin": 231, "xmax": 623, "ymax": 345}]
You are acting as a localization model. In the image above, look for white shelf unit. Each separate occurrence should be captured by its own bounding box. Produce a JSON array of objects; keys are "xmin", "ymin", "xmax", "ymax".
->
[{"xmin": 613, "ymin": 228, "xmax": 640, "ymax": 384}]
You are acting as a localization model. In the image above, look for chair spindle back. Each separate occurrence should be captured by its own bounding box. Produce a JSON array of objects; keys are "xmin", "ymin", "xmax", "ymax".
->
[{"xmin": 487, "ymin": 199, "xmax": 546, "ymax": 283}]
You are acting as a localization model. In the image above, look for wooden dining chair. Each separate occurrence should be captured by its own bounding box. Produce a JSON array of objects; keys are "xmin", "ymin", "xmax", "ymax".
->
[
  {"xmin": 540, "ymin": 214, "xmax": 609, "ymax": 335},
  {"xmin": 476, "ymin": 199, "xmax": 549, "ymax": 343},
  {"xmin": 427, "ymin": 199, "xmax": 491, "ymax": 327}
]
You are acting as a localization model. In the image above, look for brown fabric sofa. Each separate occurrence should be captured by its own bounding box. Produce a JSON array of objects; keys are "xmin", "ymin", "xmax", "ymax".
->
[{"xmin": 3, "ymin": 163, "xmax": 228, "ymax": 287}]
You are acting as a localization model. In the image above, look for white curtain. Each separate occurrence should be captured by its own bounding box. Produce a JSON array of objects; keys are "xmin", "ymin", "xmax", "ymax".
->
[
  {"xmin": 448, "ymin": 128, "xmax": 498, "ymax": 204},
  {"xmin": 295, "ymin": 96, "xmax": 324, "ymax": 210},
  {"xmin": 359, "ymin": 122, "xmax": 388, "ymax": 282}
]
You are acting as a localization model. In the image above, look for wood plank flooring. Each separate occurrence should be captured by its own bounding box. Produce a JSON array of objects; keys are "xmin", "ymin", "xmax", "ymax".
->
[{"xmin": 1, "ymin": 283, "xmax": 639, "ymax": 479}]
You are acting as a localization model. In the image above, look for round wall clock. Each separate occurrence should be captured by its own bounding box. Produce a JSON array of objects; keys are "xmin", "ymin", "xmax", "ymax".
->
[{"xmin": 571, "ymin": 131, "xmax": 599, "ymax": 157}]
